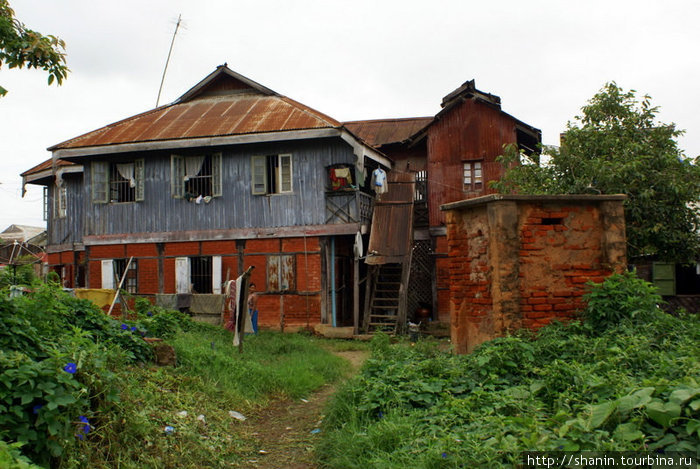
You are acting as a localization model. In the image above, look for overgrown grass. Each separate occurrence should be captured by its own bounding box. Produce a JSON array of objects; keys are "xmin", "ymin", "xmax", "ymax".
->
[
  {"xmin": 70, "ymin": 328, "xmax": 348, "ymax": 468},
  {"xmin": 0, "ymin": 277, "xmax": 350, "ymax": 468},
  {"xmin": 318, "ymin": 276, "xmax": 700, "ymax": 468}
]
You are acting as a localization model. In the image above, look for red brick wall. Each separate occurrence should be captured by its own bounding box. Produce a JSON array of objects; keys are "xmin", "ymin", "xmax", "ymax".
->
[{"xmin": 66, "ymin": 237, "xmax": 325, "ymax": 329}]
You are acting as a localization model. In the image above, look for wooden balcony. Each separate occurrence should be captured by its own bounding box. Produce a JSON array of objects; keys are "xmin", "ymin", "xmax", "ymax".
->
[{"xmin": 325, "ymin": 190, "xmax": 374, "ymax": 226}]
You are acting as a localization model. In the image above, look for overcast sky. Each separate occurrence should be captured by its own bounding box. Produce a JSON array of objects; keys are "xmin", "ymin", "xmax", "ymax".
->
[{"xmin": 2, "ymin": 0, "xmax": 699, "ymax": 230}]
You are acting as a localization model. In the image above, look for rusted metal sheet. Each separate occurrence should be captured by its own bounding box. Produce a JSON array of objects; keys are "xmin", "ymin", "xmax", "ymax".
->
[
  {"xmin": 21, "ymin": 158, "xmax": 75, "ymax": 178},
  {"xmin": 51, "ymin": 95, "xmax": 340, "ymax": 150},
  {"xmin": 366, "ymin": 172, "xmax": 415, "ymax": 265},
  {"xmin": 50, "ymin": 68, "xmax": 342, "ymax": 151},
  {"xmin": 344, "ymin": 118, "xmax": 432, "ymax": 148}
]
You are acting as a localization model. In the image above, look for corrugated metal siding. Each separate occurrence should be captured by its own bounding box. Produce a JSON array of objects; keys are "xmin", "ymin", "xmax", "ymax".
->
[
  {"xmin": 81, "ymin": 138, "xmax": 355, "ymax": 237},
  {"xmin": 427, "ymin": 98, "xmax": 517, "ymax": 227},
  {"xmin": 49, "ymin": 174, "xmax": 84, "ymax": 246}
]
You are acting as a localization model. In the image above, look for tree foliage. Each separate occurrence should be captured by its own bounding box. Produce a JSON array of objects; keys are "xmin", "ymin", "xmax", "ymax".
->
[
  {"xmin": 0, "ymin": 0, "xmax": 68, "ymax": 96},
  {"xmin": 492, "ymin": 82, "xmax": 700, "ymax": 263}
]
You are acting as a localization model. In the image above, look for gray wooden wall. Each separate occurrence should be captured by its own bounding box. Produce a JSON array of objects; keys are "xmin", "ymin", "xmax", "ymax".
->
[{"xmin": 49, "ymin": 137, "xmax": 356, "ymax": 244}]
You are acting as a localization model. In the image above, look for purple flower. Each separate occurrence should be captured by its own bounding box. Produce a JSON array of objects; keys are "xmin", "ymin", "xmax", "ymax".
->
[
  {"xmin": 121, "ymin": 324, "xmax": 128, "ymax": 330},
  {"xmin": 147, "ymin": 311, "xmax": 153, "ymax": 317},
  {"xmin": 442, "ymin": 452, "xmax": 448, "ymax": 459},
  {"xmin": 78, "ymin": 416, "xmax": 91, "ymax": 434},
  {"xmin": 63, "ymin": 363, "xmax": 77, "ymax": 374},
  {"xmin": 32, "ymin": 404, "xmax": 43, "ymax": 414}
]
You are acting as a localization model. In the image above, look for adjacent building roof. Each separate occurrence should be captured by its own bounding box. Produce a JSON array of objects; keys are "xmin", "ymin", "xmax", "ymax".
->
[
  {"xmin": 343, "ymin": 117, "xmax": 433, "ymax": 148},
  {"xmin": 0, "ymin": 225, "xmax": 45, "ymax": 243}
]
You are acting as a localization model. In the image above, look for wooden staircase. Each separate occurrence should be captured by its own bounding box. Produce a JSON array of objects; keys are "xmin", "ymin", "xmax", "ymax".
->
[{"xmin": 364, "ymin": 264, "xmax": 404, "ymax": 333}]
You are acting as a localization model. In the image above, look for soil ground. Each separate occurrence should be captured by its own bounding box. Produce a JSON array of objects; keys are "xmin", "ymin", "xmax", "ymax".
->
[{"xmin": 237, "ymin": 350, "xmax": 368, "ymax": 468}]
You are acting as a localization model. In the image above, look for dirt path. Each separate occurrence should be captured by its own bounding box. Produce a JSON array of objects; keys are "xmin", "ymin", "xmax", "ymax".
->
[{"xmin": 238, "ymin": 350, "xmax": 368, "ymax": 468}]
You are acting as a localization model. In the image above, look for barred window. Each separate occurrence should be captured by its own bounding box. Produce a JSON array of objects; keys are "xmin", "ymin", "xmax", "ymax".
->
[
  {"xmin": 190, "ymin": 256, "xmax": 212, "ymax": 294},
  {"xmin": 114, "ymin": 259, "xmax": 138, "ymax": 293},
  {"xmin": 171, "ymin": 154, "xmax": 222, "ymax": 199},
  {"xmin": 91, "ymin": 160, "xmax": 144, "ymax": 203}
]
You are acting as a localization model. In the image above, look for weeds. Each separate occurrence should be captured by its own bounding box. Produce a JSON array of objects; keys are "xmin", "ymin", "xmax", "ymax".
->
[{"xmin": 319, "ymin": 277, "xmax": 700, "ymax": 468}]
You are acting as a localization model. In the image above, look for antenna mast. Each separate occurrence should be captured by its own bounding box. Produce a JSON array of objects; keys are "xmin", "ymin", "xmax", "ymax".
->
[{"xmin": 156, "ymin": 14, "xmax": 182, "ymax": 108}]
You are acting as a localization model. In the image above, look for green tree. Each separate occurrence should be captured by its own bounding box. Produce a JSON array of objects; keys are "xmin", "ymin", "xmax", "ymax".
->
[
  {"xmin": 0, "ymin": 0, "xmax": 68, "ymax": 96},
  {"xmin": 492, "ymin": 82, "xmax": 700, "ymax": 263}
]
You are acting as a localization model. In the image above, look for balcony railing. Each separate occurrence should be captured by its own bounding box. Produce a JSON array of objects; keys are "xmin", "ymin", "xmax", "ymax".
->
[{"xmin": 325, "ymin": 190, "xmax": 374, "ymax": 226}]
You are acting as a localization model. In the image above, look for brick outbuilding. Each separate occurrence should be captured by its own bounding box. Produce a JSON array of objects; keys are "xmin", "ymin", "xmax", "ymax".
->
[{"xmin": 441, "ymin": 194, "xmax": 627, "ymax": 354}]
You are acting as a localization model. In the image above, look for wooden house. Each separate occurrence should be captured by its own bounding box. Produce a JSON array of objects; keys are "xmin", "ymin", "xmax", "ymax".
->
[
  {"xmin": 22, "ymin": 67, "xmax": 540, "ymax": 331},
  {"xmin": 21, "ymin": 65, "xmax": 390, "ymax": 330}
]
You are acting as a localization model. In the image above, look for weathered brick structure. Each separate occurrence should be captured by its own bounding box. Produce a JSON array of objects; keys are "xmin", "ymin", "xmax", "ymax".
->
[{"xmin": 441, "ymin": 194, "xmax": 627, "ymax": 354}]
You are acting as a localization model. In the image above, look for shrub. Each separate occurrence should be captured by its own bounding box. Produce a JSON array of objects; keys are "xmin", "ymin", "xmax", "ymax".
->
[{"xmin": 582, "ymin": 270, "xmax": 662, "ymax": 331}]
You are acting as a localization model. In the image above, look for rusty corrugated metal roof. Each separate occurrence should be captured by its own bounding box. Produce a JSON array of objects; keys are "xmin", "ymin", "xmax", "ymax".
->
[
  {"xmin": 343, "ymin": 118, "xmax": 432, "ymax": 148},
  {"xmin": 49, "ymin": 66, "xmax": 343, "ymax": 151},
  {"xmin": 21, "ymin": 158, "xmax": 75, "ymax": 178}
]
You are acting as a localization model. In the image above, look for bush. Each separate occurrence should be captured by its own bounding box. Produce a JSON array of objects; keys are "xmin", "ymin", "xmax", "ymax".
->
[{"xmin": 582, "ymin": 270, "xmax": 662, "ymax": 331}]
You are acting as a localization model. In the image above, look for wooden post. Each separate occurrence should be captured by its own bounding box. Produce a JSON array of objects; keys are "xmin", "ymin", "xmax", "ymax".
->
[
  {"xmin": 353, "ymin": 256, "xmax": 359, "ymax": 335},
  {"xmin": 107, "ymin": 256, "xmax": 133, "ymax": 318}
]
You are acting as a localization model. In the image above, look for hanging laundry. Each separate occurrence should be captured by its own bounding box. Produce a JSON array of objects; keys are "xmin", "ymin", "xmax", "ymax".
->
[
  {"xmin": 330, "ymin": 166, "xmax": 354, "ymax": 190},
  {"xmin": 371, "ymin": 168, "xmax": 388, "ymax": 194}
]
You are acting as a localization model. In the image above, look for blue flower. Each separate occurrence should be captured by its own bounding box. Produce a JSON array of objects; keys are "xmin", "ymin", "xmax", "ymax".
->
[
  {"xmin": 442, "ymin": 452, "xmax": 448, "ymax": 459},
  {"xmin": 78, "ymin": 416, "xmax": 91, "ymax": 434},
  {"xmin": 121, "ymin": 324, "xmax": 128, "ymax": 330},
  {"xmin": 32, "ymin": 404, "xmax": 43, "ymax": 414},
  {"xmin": 63, "ymin": 363, "xmax": 77, "ymax": 374},
  {"xmin": 79, "ymin": 416, "xmax": 89, "ymax": 424},
  {"xmin": 131, "ymin": 326, "xmax": 137, "ymax": 332},
  {"xmin": 147, "ymin": 311, "xmax": 153, "ymax": 317}
]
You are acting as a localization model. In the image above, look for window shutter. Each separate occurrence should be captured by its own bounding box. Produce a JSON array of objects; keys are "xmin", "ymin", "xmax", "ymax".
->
[
  {"xmin": 212, "ymin": 153, "xmax": 222, "ymax": 197},
  {"xmin": 134, "ymin": 159, "xmax": 145, "ymax": 201},
  {"xmin": 42, "ymin": 186, "xmax": 48, "ymax": 221},
  {"xmin": 101, "ymin": 260, "xmax": 114, "ymax": 289},
  {"xmin": 58, "ymin": 186, "xmax": 67, "ymax": 218},
  {"xmin": 267, "ymin": 255, "xmax": 280, "ymax": 291},
  {"xmin": 212, "ymin": 256, "xmax": 222, "ymax": 294},
  {"xmin": 279, "ymin": 154, "xmax": 293, "ymax": 193},
  {"xmin": 252, "ymin": 155, "xmax": 267, "ymax": 195},
  {"xmin": 280, "ymin": 255, "xmax": 294, "ymax": 291},
  {"xmin": 91, "ymin": 161, "xmax": 108, "ymax": 203},
  {"xmin": 175, "ymin": 257, "xmax": 190, "ymax": 293},
  {"xmin": 171, "ymin": 155, "xmax": 184, "ymax": 198}
]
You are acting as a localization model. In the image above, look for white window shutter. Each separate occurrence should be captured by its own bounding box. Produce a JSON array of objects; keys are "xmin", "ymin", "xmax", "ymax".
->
[
  {"xmin": 171, "ymin": 155, "xmax": 185, "ymax": 198},
  {"xmin": 175, "ymin": 257, "xmax": 190, "ymax": 293},
  {"xmin": 251, "ymin": 155, "xmax": 267, "ymax": 195},
  {"xmin": 91, "ymin": 161, "xmax": 109, "ymax": 203},
  {"xmin": 212, "ymin": 153, "xmax": 222, "ymax": 197},
  {"xmin": 101, "ymin": 260, "xmax": 114, "ymax": 289},
  {"xmin": 279, "ymin": 154, "xmax": 293, "ymax": 193},
  {"xmin": 135, "ymin": 159, "xmax": 145, "ymax": 201},
  {"xmin": 212, "ymin": 256, "xmax": 222, "ymax": 294}
]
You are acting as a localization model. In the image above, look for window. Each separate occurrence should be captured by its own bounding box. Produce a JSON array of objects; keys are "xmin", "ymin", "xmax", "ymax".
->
[
  {"xmin": 91, "ymin": 160, "xmax": 144, "ymax": 203},
  {"xmin": 53, "ymin": 183, "xmax": 67, "ymax": 218},
  {"xmin": 463, "ymin": 161, "xmax": 483, "ymax": 192},
  {"xmin": 114, "ymin": 258, "xmax": 138, "ymax": 293},
  {"xmin": 190, "ymin": 256, "xmax": 212, "ymax": 294},
  {"xmin": 252, "ymin": 154, "xmax": 293, "ymax": 195},
  {"xmin": 171, "ymin": 153, "xmax": 222, "ymax": 199},
  {"xmin": 175, "ymin": 256, "xmax": 222, "ymax": 294},
  {"xmin": 267, "ymin": 254, "xmax": 294, "ymax": 292}
]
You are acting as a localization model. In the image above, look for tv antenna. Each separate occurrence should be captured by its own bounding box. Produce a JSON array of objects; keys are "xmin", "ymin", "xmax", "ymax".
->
[
  {"xmin": 0, "ymin": 240, "xmax": 45, "ymax": 287},
  {"xmin": 156, "ymin": 14, "xmax": 182, "ymax": 108}
]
